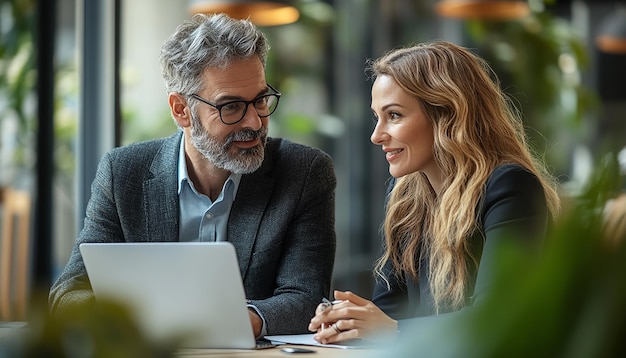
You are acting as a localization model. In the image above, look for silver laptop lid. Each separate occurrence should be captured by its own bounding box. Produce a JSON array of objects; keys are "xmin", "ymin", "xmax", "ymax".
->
[{"xmin": 79, "ymin": 242, "xmax": 256, "ymax": 349}]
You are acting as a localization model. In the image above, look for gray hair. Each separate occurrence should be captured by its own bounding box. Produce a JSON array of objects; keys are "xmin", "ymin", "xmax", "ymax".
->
[{"xmin": 160, "ymin": 13, "xmax": 269, "ymax": 96}]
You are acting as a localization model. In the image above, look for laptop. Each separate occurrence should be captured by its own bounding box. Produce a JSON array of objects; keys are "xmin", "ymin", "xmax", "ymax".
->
[{"xmin": 80, "ymin": 241, "xmax": 269, "ymax": 349}]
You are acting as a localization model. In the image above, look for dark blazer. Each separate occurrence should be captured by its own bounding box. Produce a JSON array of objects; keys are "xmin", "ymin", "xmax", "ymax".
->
[
  {"xmin": 49, "ymin": 131, "xmax": 337, "ymax": 335},
  {"xmin": 372, "ymin": 164, "xmax": 549, "ymax": 330}
]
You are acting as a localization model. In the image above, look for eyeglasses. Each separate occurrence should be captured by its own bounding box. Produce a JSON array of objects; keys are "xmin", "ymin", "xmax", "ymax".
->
[{"xmin": 190, "ymin": 84, "xmax": 282, "ymax": 125}]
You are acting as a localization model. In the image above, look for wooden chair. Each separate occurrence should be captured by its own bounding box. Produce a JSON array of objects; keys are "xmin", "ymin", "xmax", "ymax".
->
[{"xmin": 0, "ymin": 186, "xmax": 32, "ymax": 321}]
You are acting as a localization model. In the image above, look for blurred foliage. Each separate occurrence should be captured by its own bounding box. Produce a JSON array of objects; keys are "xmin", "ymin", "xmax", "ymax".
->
[
  {"xmin": 121, "ymin": 106, "xmax": 174, "ymax": 146},
  {"xmin": 0, "ymin": 0, "xmax": 35, "ymax": 130},
  {"xmin": 465, "ymin": 0, "xmax": 599, "ymax": 176},
  {"xmin": 0, "ymin": 0, "xmax": 37, "ymax": 172},
  {"xmin": 3, "ymin": 297, "xmax": 179, "ymax": 357},
  {"xmin": 389, "ymin": 152, "xmax": 626, "ymax": 357},
  {"xmin": 261, "ymin": 0, "xmax": 341, "ymax": 147},
  {"xmin": 53, "ymin": 66, "xmax": 79, "ymax": 181},
  {"xmin": 0, "ymin": 0, "xmax": 78, "ymax": 184}
]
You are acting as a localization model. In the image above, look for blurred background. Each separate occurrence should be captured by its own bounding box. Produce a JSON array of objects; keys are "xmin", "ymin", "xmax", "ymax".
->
[{"xmin": 1, "ymin": 0, "xmax": 625, "ymax": 323}]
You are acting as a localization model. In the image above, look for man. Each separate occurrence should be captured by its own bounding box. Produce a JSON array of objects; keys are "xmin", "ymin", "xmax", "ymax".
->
[{"xmin": 49, "ymin": 13, "xmax": 336, "ymax": 338}]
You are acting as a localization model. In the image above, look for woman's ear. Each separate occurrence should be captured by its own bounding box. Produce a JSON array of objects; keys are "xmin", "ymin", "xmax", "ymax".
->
[{"xmin": 169, "ymin": 92, "xmax": 191, "ymax": 128}]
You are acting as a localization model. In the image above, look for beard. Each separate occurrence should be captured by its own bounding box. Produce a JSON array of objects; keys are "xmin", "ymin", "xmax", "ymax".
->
[{"xmin": 189, "ymin": 112, "xmax": 267, "ymax": 174}]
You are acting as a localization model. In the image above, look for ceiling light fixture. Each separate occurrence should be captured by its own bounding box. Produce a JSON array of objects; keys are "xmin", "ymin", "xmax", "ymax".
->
[
  {"xmin": 188, "ymin": 0, "xmax": 300, "ymax": 26},
  {"xmin": 435, "ymin": 0, "xmax": 531, "ymax": 20},
  {"xmin": 595, "ymin": 5, "xmax": 626, "ymax": 54}
]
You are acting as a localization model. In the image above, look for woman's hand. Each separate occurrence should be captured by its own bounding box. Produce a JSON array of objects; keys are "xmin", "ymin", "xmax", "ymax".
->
[{"xmin": 308, "ymin": 290, "xmax": 398, "ymax": 344}]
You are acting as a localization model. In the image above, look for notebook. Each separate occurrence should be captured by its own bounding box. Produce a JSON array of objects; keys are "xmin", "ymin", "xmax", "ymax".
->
[{"xmin": 79, "ymin": 241, "xmax": 268, "ymax": 349}]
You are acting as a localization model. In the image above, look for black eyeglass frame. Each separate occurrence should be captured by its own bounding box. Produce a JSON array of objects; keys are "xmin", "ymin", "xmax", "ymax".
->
[{"xmin": 190, "ymin": 84, "xmax": 282, "ymax": 125}]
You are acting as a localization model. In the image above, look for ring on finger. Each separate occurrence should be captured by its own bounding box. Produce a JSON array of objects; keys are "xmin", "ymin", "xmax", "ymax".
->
[{"xmin": 332, "ymin": 322, "xmax": 343, "ymax": 334}]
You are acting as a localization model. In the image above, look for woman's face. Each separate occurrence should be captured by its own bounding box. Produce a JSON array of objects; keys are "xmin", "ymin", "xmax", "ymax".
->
[{"xmin": 370, "ymin": 75, "xmax": 438, "ymax": 180}]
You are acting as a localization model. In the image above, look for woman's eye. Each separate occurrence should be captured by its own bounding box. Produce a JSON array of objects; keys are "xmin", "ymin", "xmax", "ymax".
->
[{"xmin": 389, "ymin": 112, "xmax": 400, "ymax": 120}]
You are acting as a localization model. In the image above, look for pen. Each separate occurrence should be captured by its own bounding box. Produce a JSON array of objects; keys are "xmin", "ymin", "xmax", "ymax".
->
[
  {"xmin": 319, "ymin": 298, "xmax": 342, "ymax": 330},
  {"xmin": 321, "ymin": 297, "xmax": 342, "ymax": 312}
]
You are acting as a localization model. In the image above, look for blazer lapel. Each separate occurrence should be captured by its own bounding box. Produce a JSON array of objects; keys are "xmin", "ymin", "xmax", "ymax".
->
[
  {"xmin": 144, "ymin": 132, "xmax": 181, "ymax": 242},
  {"xmin": 227, "ymin": 139, "xmax": 276, "ymax": 279}
]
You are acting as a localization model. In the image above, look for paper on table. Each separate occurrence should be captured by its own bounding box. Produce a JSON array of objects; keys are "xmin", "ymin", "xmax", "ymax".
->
[{"xmin": 265, "ymin": 334, "xmax": 367, "ymax": 349}]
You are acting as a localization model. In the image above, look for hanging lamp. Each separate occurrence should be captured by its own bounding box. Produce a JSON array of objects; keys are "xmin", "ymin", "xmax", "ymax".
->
[
  {"xmin": 595, "ymin": 5, "xmax": 626, "ymax": 54},
  {"xmin": 188, "ymin": 0, "xmax": 299, "ymax": 26},
  {"xmin": 435, "ymin": 0, "xmax": 531, "ymax": 20}
]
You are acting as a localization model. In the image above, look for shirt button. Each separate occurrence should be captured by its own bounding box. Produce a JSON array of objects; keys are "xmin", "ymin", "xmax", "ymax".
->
[{"xmin": 205, "ymin": 213, "xmax": 213, "ymax": 219}]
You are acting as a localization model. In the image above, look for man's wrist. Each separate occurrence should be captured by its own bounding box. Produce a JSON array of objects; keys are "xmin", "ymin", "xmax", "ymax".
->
[{"xmin": 247, "ymin": 304, "xmax": 267, "ymax": 338}]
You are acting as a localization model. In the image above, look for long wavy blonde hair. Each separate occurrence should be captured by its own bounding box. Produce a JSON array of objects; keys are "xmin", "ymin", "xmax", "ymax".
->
[{"xmin": 370, "ymin": 41, "xmax": 561, "ymax": 312}]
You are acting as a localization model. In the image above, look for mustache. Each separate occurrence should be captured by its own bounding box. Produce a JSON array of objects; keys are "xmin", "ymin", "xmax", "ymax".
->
[{"xmin": 224, "ymin": 127, "xmax": 267, "ymax": 147}]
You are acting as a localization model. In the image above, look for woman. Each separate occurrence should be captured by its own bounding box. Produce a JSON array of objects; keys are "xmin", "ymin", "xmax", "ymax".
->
[{"xmin": 309, "ymin": 41, "xmax": 560, "ymax": 344}]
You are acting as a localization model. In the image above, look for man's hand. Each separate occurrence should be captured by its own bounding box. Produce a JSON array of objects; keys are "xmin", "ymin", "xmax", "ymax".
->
[{"xmin": 248, "ymin": 309, "xmax": 263, "ymax": 338}]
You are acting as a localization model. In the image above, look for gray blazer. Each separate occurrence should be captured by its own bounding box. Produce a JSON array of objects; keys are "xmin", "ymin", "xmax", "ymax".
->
[{"xmin": 49, "ymin": 131, "xmax": 337, "ymax": 335}]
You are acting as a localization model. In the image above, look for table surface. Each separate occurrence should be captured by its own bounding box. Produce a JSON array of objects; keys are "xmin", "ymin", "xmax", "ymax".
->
[
  {"xmin": 2, "ymin": 323, "xmax": 381, "ymax": 357},
  {"xmin": 175, "ymin": 344, "xmax": 379, "ymax": 357}
]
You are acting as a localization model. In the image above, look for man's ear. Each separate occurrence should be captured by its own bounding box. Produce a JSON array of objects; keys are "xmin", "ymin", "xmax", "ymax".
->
[{"xmin": 169, "ymin": 92, "xmax": 191, "ymax": 128}]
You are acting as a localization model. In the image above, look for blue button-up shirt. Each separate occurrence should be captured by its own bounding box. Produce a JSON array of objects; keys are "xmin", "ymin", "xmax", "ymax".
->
[{"xmin": 177, "ymin": 134, "xmax": 241, "ymax": 242}]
